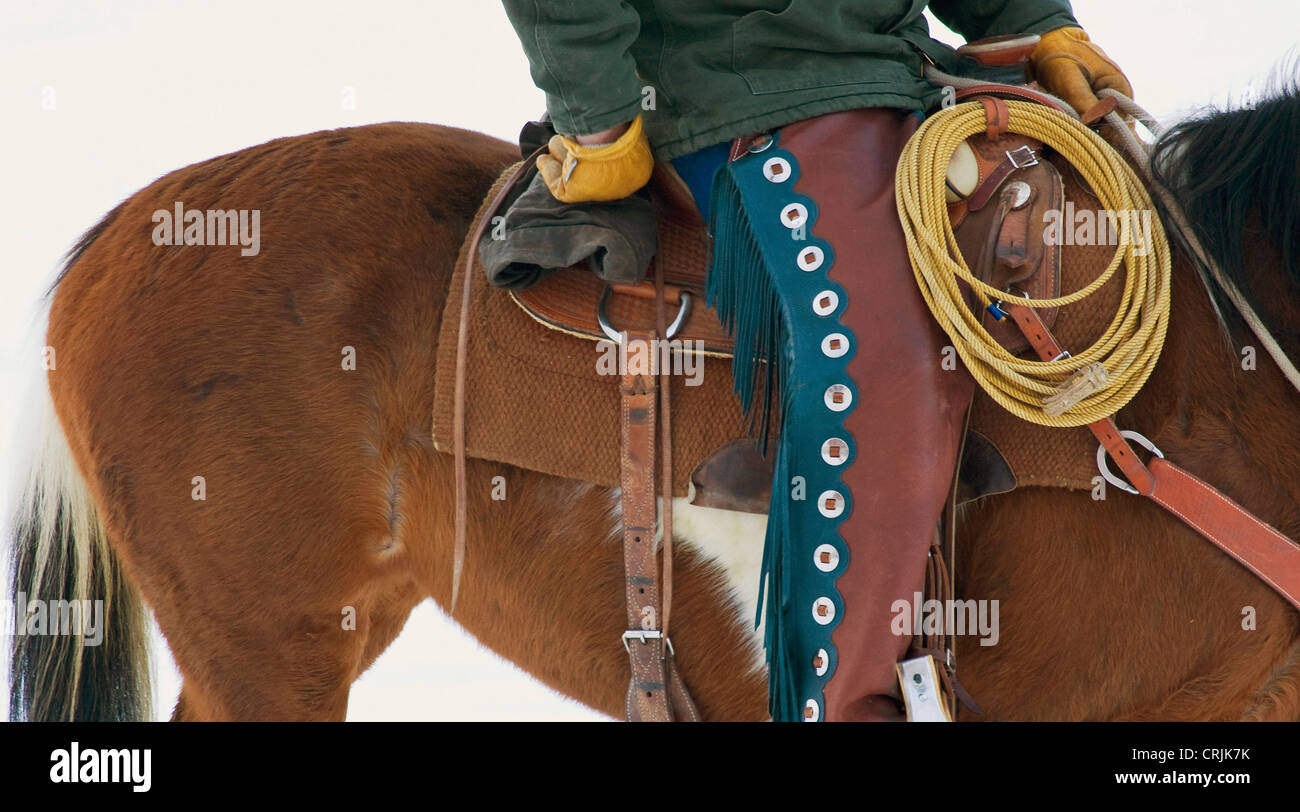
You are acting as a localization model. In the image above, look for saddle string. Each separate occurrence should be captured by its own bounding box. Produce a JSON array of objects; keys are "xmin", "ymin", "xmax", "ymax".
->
[
  {"xmin": 452, "ymin": 151, "xmax": 545, "ymax": 614},
  {"xmin": 653, "ymin": 254, "xmax": 675, "ymax": 641}
]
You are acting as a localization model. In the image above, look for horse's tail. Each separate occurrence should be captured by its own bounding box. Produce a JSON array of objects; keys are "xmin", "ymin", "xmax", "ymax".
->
[{"xmin": 8, "ymin": 304, "xmax": 153, "ymax": 721}]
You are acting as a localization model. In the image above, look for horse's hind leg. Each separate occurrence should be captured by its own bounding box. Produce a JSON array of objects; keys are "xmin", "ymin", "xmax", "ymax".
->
[
  {"xmin": 48, "ymin": 332, "xmax": 436, "ymax": 723},
  {"xmin": 168, "ymin": 579, "xmax": 425, "ymax": 721},
  {"xmin": 45, "ymin": 121, "xmax": 508, "ymax": 721},
  {"xmin": 143, "ymin": 513, "xmax": 427, "ymax": 722}
]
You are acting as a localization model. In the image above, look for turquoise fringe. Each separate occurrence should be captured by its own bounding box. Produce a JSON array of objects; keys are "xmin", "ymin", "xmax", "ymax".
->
[{"xmin": 705, "ymin": 138, "xmax": 854, "ymax": 722}]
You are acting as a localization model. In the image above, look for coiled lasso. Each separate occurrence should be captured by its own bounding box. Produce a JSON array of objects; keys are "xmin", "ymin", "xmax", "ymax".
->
[{"xmin": 895, "ymin": 99, "xmax": 1172, "ymax": 427}]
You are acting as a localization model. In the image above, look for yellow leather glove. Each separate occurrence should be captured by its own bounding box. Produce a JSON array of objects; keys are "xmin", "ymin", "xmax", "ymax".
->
[
  {"xmin": 1029, "ymin": 27, "xmax": 1133, "ymax": 115},
  {"xmin": 536, "ymin": 114, "xmax": 654, "ymax": 203}
]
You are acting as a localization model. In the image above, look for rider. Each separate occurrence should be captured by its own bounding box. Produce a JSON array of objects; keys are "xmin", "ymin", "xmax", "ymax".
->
[{"xmin": 500, "ymin": 1, "xmax": 1132, "ymax": 721}]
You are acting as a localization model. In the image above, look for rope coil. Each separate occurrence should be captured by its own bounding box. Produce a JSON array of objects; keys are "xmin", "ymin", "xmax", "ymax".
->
[{"xmin": 896, "ymin": 100, "xmax": 1173, "ymax": 427}]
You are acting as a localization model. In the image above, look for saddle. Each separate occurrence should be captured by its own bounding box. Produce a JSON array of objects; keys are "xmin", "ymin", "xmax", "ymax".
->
[{"xmin": 432, "ymin": 106, "xmax": 1113, "ymax": 514}]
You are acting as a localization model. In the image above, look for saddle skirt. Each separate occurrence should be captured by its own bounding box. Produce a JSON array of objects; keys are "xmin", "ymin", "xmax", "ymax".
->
[{"xmin": 432, "ymin": 121, "xmax": 1127, "ymax": 507}]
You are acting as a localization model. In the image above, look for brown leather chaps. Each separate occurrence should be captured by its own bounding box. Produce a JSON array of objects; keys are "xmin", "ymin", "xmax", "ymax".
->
[{"xmin": 778, "ymin": 109, "xmax": 975, "ymax": 720}]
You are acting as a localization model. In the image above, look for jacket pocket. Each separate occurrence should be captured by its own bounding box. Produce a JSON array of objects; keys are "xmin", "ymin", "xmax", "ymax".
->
[{"xmin": 730, "ymin": 0, "xmax": 922, "ymax": 94}]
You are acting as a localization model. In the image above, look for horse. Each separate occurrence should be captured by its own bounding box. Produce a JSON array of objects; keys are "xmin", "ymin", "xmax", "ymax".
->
[{"xmin": 9, "ymin": 82, "xmax": 1300, "ymax": 721}]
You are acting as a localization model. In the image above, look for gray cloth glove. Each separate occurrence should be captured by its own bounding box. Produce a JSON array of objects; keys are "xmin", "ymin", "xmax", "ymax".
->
[{"xmin": 479, "ymin": 167, "xmax": 657, "ymax": 291}]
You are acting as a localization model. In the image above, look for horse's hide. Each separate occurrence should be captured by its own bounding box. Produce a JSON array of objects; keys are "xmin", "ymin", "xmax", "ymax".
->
[{"xmin": 434, "ymin": 154, "xmax": 1133, "ymax": 497}]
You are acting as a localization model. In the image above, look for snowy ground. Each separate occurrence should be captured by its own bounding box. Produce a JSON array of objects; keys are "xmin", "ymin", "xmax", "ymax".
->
[{"xmin": 2, "ymin": 1, "xmax": 1296, "ymax": 721}]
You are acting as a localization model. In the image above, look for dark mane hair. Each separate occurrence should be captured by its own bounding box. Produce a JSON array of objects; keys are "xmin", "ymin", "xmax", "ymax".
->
[{"xmin": 1150, "ymin": 71, "xmax": 1300, "ymax": 322}]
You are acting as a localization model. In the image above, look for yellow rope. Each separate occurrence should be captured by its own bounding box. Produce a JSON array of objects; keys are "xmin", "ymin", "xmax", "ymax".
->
[{"xmin": 895, "ymin": 100, "xmax": 1172, "ymax": 427}]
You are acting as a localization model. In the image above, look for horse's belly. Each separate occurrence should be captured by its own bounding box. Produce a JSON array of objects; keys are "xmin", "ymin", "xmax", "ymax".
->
[{"xmin": 671, "ymin": 497, "xmax": 768, "ymax": 674}]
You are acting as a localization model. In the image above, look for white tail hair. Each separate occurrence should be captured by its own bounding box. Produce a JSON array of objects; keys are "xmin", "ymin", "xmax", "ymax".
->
[{"xmin": 7, "ymin": 298, "xmax": 152, "ymax": 721}]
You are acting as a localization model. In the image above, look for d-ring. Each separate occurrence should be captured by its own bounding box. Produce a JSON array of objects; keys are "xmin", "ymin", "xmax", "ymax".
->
[
  {"xmin": 1096, "ymin": 430, "xmax": 1163, "ymax": 495},
  {"xmin": 597, "ymin": 285, "xmax": 692, "ymax": 344}
]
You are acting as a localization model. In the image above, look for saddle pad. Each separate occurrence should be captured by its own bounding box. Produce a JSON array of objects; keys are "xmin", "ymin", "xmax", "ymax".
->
[{"xmin": 431, "ymin": 166, "xmax": 750, "ymax": 497}]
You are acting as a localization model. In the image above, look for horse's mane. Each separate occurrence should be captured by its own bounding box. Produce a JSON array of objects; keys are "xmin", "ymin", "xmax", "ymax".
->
[{"xmin": 1151, "ymin": 66, "xmax": 1300, "ymax": 323}]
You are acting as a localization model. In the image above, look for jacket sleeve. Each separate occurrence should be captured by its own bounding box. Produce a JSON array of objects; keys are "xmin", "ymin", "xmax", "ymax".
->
[
  {"xmin": 927, "ymin": 0, "xmax": 1078, "ymax": 42},
  {"xmin": 501, "ymin": 1, "xmax": 644, "ymax": 137}
]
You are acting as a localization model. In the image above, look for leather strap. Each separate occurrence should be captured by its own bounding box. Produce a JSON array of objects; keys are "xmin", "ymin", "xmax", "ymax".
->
[
  {"xmin": 1004, "ymin": 303, "xmax": 1300, "ymax": 610},
  {"xmin": 967, "ymin": 143, "xmax": 1038, "ymax": 212},
  {"xmin": 613, "ymin": 280, "xmax": 687, "ymax": 304},
  {"xmin": 457, "ymin": 155, "xmax": 699, "ymax": 719},
  {"xmin": 995, "ymin": 199, "xmax": 1032, "ymax": 278},
  {"xmin": 452, "ymin": 149, "xmax": 544, "ymax": 612},
  {"xmin": 619, "ymin": 325, "xmax": 700, "ymax": 722},
  {"xmin": 979, "ymin": 96, "xmax": 1010, "ymax": 140},
  {"xmin": 1081, "ymin": 96, "xmax": 1118, "ymax": 127},
  {"xmin": 1146, "ymin": 459, "xmax": 1300, "ymax": 609},
  {"xmin": 619, "ymin": 328, "xmax": 670, "ymax": 721},
  {"xmin": 654, "ymin": 258, "xmax": 675, "ymax": 640},
  {"xmin": 954, "ymin": 83, "xmax": 1068, "ymax": 113}
]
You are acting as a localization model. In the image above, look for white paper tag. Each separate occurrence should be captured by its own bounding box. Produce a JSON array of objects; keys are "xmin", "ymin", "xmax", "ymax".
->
[{"xmin": 897, "ymin": 655, "xmax": 953, "ymax": 722}]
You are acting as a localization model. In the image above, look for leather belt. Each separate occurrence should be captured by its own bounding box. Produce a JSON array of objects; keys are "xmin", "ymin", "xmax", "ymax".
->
[{"xmin": 1005, "ymin": 303, "xmax": 1300, "ymax": 610}]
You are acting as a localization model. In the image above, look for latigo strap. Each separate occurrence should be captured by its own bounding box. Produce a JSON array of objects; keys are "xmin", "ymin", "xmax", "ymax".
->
[
  {"xmin": 619, "ymin": 327, "xmax": 699, "ymax": 722},
  {"xmin": 1006, "ymin": 303, "xmax": 1300, "ymax": 611}
]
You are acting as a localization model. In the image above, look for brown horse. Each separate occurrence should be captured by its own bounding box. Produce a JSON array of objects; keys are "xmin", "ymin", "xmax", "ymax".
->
[{"xmin": 9, "ymin": 87, "xmax": 1300, "ymax": 721}]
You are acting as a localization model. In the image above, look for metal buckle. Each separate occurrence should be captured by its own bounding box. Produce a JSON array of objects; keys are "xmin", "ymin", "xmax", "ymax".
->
[
  {"xmin": 1096, "ymin": 429, "xmax": 1164, "ymax": 495},
  {"xmin": 597, "ymin": 285, "xmax": 692, "ymax": 344},
  {"xmin": 989, "ymin": 288, "xmax": 1029, "ymax": 322},
  {"xmin": 1005, "ymin": 145, "xmax": 1038, "ymax": 169},
  {"xmin": 622, "ymin": 630, "xmax": 673, "ymax": 655}
]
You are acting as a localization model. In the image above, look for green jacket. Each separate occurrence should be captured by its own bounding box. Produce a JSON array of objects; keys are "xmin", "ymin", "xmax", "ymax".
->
[{"xmin": 501, "ymin": 1, "xmax": 1078, "ymax": 160}]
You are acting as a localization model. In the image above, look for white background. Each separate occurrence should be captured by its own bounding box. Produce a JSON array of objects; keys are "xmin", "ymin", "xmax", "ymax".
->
[{"xmin": 2, "ymin": 1, "xmax": 1296, "ymax": 721}]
